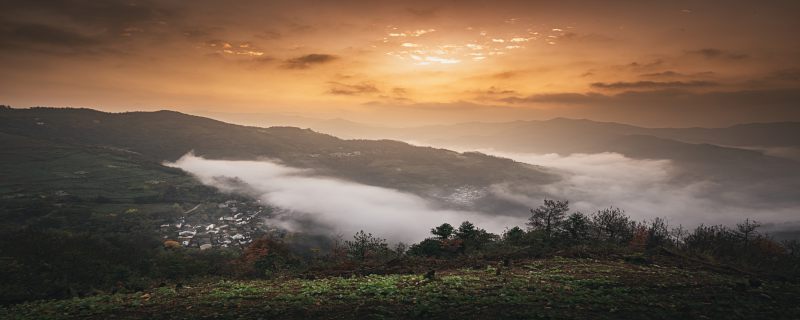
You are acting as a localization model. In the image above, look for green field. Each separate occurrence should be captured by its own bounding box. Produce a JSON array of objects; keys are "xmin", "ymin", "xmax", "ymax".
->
[{"xmin": 3, "ymin": 257, "xmax": 797, "ymax": 319}]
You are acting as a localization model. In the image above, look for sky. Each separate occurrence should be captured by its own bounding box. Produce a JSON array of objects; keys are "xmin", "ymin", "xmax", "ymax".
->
[{"xmin": 1, "ymin": 0, "xmax": 799, "ymax": 127}]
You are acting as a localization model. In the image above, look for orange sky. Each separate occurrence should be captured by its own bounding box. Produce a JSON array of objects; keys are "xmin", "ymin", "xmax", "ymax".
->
[{"xmin": 1, "ymin": 0, "xmax": 799, "ymax": 127}]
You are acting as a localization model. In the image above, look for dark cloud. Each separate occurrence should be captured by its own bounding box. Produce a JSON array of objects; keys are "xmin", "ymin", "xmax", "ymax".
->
[
  {"xmin": 559, "ymin": 32, "xmax": 615, "ymax": 43},
  {"xmin": 491, "ymin": 71, "xmax": 519, "ymax": 79},
  {"xmin": 0, "ymin": 22, "xmax": 99, "ymax": 47},
  {"xmin": 687, "ymin": 48, "xmax": 749, "ymax": 60},
  {"xmin": 0, "ymin": 0, "xmax": 175, "ymax": 54},
  {"xmin": 591, "ymin": 80, "xmax": 718, "ymax": 90},
  {"xmin": 406, "ymin": 7, "xmax": 439, "ymax": 19},
  {"xmin": 254, "ymin": 30, "xmax": 282, "ymax": 40},
  {"xmin": 626, "ymin": 59, "xmax": 664, "ymax": 70},
  {"xmin": 327, "ymin": 82, "xmax": 379, "ymax": 95},
  {"xmin": 483, "ymin": 86, "xmax": 517, "ymax": 95},
  {"xmin": 766, "ymin": 68, "xmax": 800, "ymax": 82},
  {"xmin": 640, "ymin": 71, "xmax": 682, "ymax": 78},
  {"xmin": 501, "ymin": 92, "xmax": 606, "ymax": 104},
  {"xmin": 640, "ymin": 71, "xmax": 716, "ymax": 78},
  {"xmin": 472, "ymin": 86, "xmax": 518, "ymax": 101},
  {"xmin": 284, "ymin": 54, "xmax": 338, "ymax": 69},
  {"xmin": 392, "ymin": 87, "xmax": 408, "ymax": 96},
  {"xmin": 0, "ymin": 0, "xmax": 171, "ymax": 32},
  {"xmin": 182, "ymin": 27, "xmax": 223, "ymax": 39}
]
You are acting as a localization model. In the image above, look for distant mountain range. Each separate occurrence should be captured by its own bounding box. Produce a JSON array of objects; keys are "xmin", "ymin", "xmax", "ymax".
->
[
  {"xmin": 311, "ymin": 117, "xmax": 800, "ymax": 155},
  {"xmin": 310, "ymin": 117, "xmax": 800, "ymax": 211}
]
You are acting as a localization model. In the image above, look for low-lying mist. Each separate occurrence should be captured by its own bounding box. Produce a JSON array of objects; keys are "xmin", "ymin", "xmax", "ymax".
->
[
  {"xmin": 167, "ymin": 147, "xmax": 800, "ymax": 244},
  {"xmin": 166, "ymin": 154, "xmax": 524, "ymax": 243},
  {"xmin": 405, "ymin": 139, "xmax": 800, "ymax": 232},
  {"xmin": 470, "ymin": 149, "xmax": 800, "ymax": 232}
]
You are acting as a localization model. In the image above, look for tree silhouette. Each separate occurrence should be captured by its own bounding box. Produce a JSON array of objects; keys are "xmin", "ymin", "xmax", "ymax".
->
[{"xmin": 528, "ymin": 199, "xmax": 569, "ymax": 239}]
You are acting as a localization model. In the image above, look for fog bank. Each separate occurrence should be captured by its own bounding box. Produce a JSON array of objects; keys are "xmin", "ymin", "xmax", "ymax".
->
[
  {"xmin": 166, "ymin": 154, "xmax": 524, "ymax": 243},
  {"xmin": 479, "ymin": 150, "xmax": 800, "ymax": 229}
]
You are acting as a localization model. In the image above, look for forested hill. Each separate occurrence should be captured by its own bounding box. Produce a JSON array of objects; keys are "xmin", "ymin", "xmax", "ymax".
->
[{"xmin": 0, "ymin": 107, "xmax": 556, "ymax": 196}]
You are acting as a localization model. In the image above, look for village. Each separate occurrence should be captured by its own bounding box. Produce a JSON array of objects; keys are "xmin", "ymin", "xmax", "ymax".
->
[{"xmin": 160, "ymin": 199, "xmax": 281, "ymax": 250}]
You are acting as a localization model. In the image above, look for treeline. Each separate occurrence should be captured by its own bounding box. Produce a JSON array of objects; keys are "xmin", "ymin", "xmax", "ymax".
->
[
  {"xmin": 240, "ymin": 200, "xmax": 800, "ymax": 281},
  {"xmin": 2, "ymin": 200, "xmax": 799, "ymax": 305}
]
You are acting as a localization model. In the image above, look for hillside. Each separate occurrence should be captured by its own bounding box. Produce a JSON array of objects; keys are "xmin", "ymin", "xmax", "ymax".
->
[
  {"xmin": 0, "ymin": 130, "xmax": 227, "ymax": 233},
  {"xmin": 0, "ymin": 108, "xmax": 556, "ymax": 208},
  {"xmin": 3, "ymin": 257, "xmax": 798, "ymax": 319}
]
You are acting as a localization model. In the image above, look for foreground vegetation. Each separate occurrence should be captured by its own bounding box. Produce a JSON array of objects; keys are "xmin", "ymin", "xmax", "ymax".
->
[
  {"xmin": 3, "ymin": 199, "xmax": 800, "ymax": 318},
  {"xmin": 3, "ymin": 256, "xmax": 798, "ymax": 319}
]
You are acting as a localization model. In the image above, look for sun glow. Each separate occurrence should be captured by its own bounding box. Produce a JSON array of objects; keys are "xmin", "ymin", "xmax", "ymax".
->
[{"xmin": 381, "ymin": 23, "xmax": 568, "ymax": 66}]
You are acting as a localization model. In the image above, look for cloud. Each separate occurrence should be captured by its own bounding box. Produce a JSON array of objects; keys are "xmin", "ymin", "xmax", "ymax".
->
[
  {"xmin": 0, "ymin": 0, "xmax": 173, "ymax": 54},
  {"xmin": 590, "ymin": 80, "xmax": 718, "ymax": 90},
  {"xmin": 406, "ymin": 7, "xmax": 439, "ymax": 19},
  {"xmin": 765, "ymin": 68, "xmax": 800, "ymax": 82},
  {"xmin": 640, "ymin": 71, "xmax": 716, "ymax": 78},
  {"xmin": 254, "ymin": 30, "xmax": 282, "ymax": 40},
  {"xmin": 501, "ymin": 92, "xmax": 606, "ymax": 104},
  {"xmin": 490, "ymin": 71, "xmax": 519, "ymax": 79},
  {"xmin": 0, "ymin": 0, "xmax": 169, "ymax": 30},
  {"xmin": 626, "ymin": 59, "xmax": 664, "ymax": 71},
  {"xmin": 687, "ymin": 48, "xmax": 749, "ymax": 60},
  {"xmin": 0, "ymin": 22, "xmax": 100, "ymax": 49},
  {"xmin": 283, "ymin": 53, "xmax": 338, "ymax": 69},
  {"xmin": 327, "ymin": 81, "xmax": 380, "ymax": 96},
  {"xmin": 166, "ymin": 154, "xmax": 524, "ymax": 243}
]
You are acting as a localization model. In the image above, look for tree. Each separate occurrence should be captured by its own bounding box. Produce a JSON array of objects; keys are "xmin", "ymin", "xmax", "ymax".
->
[
  {"xmin": 345, "ymin": 230, "xmax": 389, "ymax": 262},
  {"xmin": 562, "ymin": 212, "xmax": 591, "ymax": 244},
  {"xmin": 455, "ymin": 221, "xmax": 478, "ymax": 241},
  {"xmin": 670, "ymin": 225, "xmax": 688, "ymax": 249},
  {"xmin": 236, "ymin": 236, "xmax": 294, "ymax": 278},
  {"xmin": 646, "ymin": 217, "xmax": 670, "ymax": 249},
  {"xmin": 454, "ymin": 221, "xmax": 497, "ymax": 252},
  {"xmin": 527, "ymin": 199, "xmax": 569, "ymax": 239},
  {"xmin": 502, "ymin": 226, "xmax": 526, "ymax": 246},
  {"xmin": 592, "ymin": 207, "xmax": 634, "ymax": 244},
  {"xmin": 408, "ymin": 238, "xmax": 446, "ymax": 257},
  {"xmin": 431, "ymin": 223, "xmax": 454, "ymax": 240},
  {"xmin": 736, "ymin": 218, "xmax": 761, "ymax": 248}
]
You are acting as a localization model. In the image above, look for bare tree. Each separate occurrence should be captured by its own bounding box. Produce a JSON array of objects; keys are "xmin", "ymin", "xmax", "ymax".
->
[{"xmin": 736, "ymin": 218, "xmax": 761, "ymax": 248}]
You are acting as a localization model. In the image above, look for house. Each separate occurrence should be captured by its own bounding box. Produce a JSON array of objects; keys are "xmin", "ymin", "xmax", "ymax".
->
[
  {"xmin": 179, "ymin": 230, "xmax": 196, "ymax": 237},
  {"xmin": 193, "ymin": 234, "xmax": 213, "ymax": 249}
]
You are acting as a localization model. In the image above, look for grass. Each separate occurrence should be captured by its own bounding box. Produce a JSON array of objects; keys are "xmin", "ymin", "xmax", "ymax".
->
[{"xmin": 3, "ymin": 257, "xmax": 798, "ymax": 319}]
